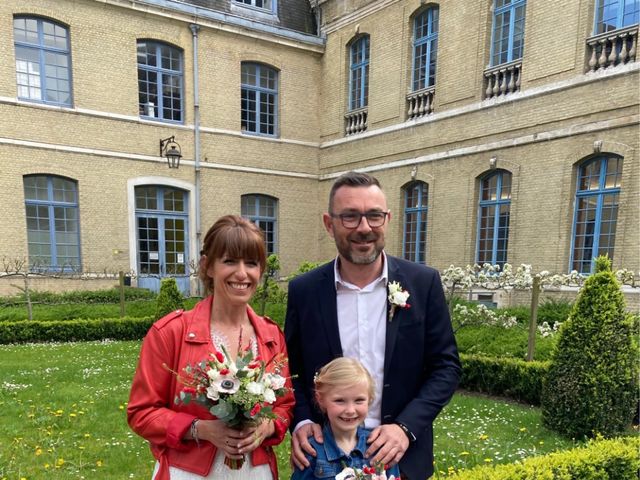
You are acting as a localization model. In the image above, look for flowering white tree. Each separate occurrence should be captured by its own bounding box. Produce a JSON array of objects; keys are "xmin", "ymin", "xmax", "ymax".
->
[{"xmin": 441, "ymin": 262, "xmax": 638, "ymax": 361}]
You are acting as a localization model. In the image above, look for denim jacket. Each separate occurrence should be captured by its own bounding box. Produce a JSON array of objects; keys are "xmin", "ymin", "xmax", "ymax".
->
[{"xmin": 291, "ymin": 425, "xmax": 401, "ymax": 479}]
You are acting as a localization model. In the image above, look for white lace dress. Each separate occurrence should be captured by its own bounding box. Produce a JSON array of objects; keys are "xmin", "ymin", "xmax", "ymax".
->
[{"xmin": 151, "ymin": 330, "xmax": 273, "ymax": 480}]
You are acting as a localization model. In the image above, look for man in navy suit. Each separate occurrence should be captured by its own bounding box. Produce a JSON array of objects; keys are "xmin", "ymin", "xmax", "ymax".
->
[{"xmin": 285, "ymin": 171, "xmax": 461, "ymax": 479}]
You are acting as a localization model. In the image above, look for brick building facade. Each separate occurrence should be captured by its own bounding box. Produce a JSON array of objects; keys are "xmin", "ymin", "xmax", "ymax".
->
[{"xmin": 1, "ymin": 0, "xmax": 638, "ymax": 303}]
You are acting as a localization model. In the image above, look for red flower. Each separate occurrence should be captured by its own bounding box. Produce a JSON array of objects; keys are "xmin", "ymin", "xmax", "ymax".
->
[
  {"xmin": 214, "ymin": 351, "xmax": 225, "ymax": 363},
  {"xmin": 219, "ymin": 368, "xmax": 230, "ymax": 375},
  {"xmin": 249, "ymin": 403, "xmax": 262, "ymax": 417},
  {"xmin": 182, "ymin": 387, "xmax": 196, "ymax": 395}
]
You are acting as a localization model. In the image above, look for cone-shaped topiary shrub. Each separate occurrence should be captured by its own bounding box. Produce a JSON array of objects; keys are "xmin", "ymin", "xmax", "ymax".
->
[
  {"xmin": 155, "ymin": 278, "xmax": 185, "ymax": 320},
  {"xmin": 542, "ymin": 256, "xmax": 639, "ymax": 438}
]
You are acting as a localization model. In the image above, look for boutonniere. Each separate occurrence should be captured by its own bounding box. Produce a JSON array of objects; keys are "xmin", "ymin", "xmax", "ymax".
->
[{"xmin": 388, "ymin": 281, "xmax": 410, "ymax": 322}]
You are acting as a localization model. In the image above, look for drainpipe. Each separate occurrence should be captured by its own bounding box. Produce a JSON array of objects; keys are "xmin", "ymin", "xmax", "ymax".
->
[{"xmin": 190, "ymin": 23, "xmax": 202, "ymax": 296}]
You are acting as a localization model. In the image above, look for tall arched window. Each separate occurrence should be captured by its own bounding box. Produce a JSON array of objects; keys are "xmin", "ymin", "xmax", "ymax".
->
[
  {"xmin": 14, "ymin": 16, "xmax": 72, "ymax": 106},
  {"xmin": 241, "ymin": 194, "xmax": 278, "ymax": 255},
  {"xmin": 477, "ymin": 170, "xmax": 511, "ymax": 267},
  {"xmin": 135, "ymin": 185, "xmax": 190, "ymax": 293},
  {"xmin": 137, "ymin": 40, "xmax": 183, "ymax": 121},
  {"xmin": 23, "ymin": 175, "xmax": 80, "ymax": 270},
  {"xmin": 490, "ymin": 0, "xmax": 527, "ymax": 66},
  {"xmin": 349, "ymin": 35, "xmax": 370, "ymax": 111},
  {"xmin": 412, "ymin": 7, "xmax": 439, "ymax": 91},
  {"xmin": 403, "ymin": 182, "xmax": 428, "ymax": 263},
  {"xmin": 571, "ymin": 155, "xmax": 622, "ymax": 274},
  {"xmin": 241, "ymin": 63, "xmax": 278, "ymax": 136},
  {"xmin": 594, "ymin": 0, "xmax": 639, "ymax": 34}
]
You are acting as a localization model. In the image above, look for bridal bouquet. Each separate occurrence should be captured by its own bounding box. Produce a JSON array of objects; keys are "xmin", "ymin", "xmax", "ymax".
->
[
  {"xmin": 171, "ymin": 342, "xmax": 290, "ymax": 468},
  {"xmin": 336, "ymin": 464, "xmax": 396, "ymax": 480}
]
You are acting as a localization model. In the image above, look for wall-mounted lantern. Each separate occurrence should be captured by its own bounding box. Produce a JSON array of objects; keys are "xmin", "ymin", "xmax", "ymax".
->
[{"xmin": 160, "ymin": 136, "xmax": 182, "ymax": 168}]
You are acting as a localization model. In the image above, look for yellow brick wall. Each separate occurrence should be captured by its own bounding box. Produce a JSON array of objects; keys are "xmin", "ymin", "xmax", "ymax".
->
[{"xmin": 1, "ymin": 0, "xmax": 638, "ymax": 301}]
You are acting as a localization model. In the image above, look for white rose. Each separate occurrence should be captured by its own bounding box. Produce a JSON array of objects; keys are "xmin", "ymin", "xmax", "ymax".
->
[
  {"xmin": 265, "ymin": 373, "xmax": 286, "ymax": 390},
  {"xmin": 263, "ymin": 388, "xmax": 276, "ymax": 404},
  {"xmin": 246, "ymin": 381, "xmax": 264, "ymax": 395},
  {"xmin": 391, "ymin": 290, "xmax": 409, "ymax": 305}
]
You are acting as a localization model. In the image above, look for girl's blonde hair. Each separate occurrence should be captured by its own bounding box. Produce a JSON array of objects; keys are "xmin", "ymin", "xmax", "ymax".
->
[{"xmin": 314, "ymin": 357, "xmax": 375, "ymax": 409}]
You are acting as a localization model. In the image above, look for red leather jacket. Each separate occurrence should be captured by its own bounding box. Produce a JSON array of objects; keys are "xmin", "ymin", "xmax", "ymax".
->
[{"xmin": 127, "ymin": 296, "xmax": 294, "ymax": 480}]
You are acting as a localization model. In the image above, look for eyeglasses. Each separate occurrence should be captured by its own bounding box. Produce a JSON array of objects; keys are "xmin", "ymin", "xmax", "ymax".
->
[{"xmin": 330, "ymin": 211, "xmax": 389, "ymax": 229}]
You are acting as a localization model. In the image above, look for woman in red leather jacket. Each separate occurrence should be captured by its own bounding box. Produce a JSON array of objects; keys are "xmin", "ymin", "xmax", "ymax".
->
[{"xmin": 128, "ymin": 215, "xmax": 294, "ymax": 480}]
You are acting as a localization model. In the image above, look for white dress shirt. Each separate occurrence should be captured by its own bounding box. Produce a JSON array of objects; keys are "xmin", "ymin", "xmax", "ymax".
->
[{"xmin": 334, "ymin": 253, "xmax": 388, "ymax": 428}]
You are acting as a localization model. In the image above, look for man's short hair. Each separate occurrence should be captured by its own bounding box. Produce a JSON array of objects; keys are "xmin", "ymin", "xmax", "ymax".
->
[{"xmin": 328, "ymin": 171, "xmax": 381, "ymax": 212}]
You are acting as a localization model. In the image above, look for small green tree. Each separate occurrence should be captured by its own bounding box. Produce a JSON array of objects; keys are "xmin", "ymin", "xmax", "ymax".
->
[
  {"xmin": 542, "ymin": 256, "xmax": 639, "ymax": 438},
  {"xmin": 155, "ymin": 278, "xmax": 185, "ymax": 320},
  {"xmin": 254, "ymin": 254, "xmax": 286, "ymax": 316}
]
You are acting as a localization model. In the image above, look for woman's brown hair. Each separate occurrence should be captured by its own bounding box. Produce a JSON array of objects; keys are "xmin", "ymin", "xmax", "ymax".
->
[{"xmin": 199, "ymin": 215, "xmax": 266, "ymax": 294}]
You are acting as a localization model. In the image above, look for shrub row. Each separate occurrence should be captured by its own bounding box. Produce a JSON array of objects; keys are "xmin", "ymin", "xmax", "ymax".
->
[
  {"xmin": 0, "ymin": 286, "xmax": 155, "ymax": 307},
  {"xmin": 0, "ymin": 316, "xmax": 154, "ymax": 344},
  {"xmin": 459, "ymin": 353, "xmax": 549, "ymax": 405},
  {"xmin": 449, "ymin": 436, "xmax": 639, "ymax": 479},
  {"xmin": 455, "ymin": 326, "xmax": 556, "ymax": 361}
]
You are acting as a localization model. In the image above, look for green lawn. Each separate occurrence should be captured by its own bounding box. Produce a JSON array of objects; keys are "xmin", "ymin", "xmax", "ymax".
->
[{"xmin": 0, "ymin": 340, "xmax": 579, "ymax": 479}]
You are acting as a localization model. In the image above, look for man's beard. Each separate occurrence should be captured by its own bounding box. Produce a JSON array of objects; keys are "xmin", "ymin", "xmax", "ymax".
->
[{"xmin": 336, "ymin": 232, "xmax": 384, "ymax": 265}]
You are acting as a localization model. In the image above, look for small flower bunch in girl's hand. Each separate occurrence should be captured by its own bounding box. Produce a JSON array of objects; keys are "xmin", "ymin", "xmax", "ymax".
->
[
  {"xmin": 336, "ymin": 462, "xmax": 397, "ymax": 480},
  {"xmin": 387, "ymin": 280, "xmax": 410, "ymax": 322}
]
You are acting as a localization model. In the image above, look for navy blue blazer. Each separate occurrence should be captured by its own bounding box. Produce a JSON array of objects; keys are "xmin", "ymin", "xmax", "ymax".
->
[{"xmin": 284, "ymin": 255, "xmax": 461, "ymax": 480}]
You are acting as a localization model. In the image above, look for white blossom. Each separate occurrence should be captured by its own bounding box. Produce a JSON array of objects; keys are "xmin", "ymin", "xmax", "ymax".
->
[{"xmin": 246, "ymin": 381, "xmax": 264, "ymax": 396}]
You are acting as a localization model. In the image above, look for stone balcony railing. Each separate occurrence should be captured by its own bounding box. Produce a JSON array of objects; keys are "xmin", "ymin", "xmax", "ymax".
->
[
  {"xmin": 406, "ymin": 86, "xmax": 435, "ymax": 120},
  {"xmin": 586, "ymin": 24, "xmax": 638, "ymax": 71},
  {"xmin": 483, "ymin": 59, "xmax": 522, "ymax": 99},
  {"xmin": 344, "ymin": 107, "xmax": 368, "ymax": 135}
]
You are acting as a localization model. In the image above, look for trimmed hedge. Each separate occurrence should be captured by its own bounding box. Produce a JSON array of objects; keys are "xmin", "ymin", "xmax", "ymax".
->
[
  {"xmin": 449, "ymin": 436, "xmax": 639, "ymax": 479},
  {"xmin": 0, "ymin": 316, "xmax": 154, "ymax": 343},
  {"xmin": 542, "ymin": 257, "xmax": 639, "ymax": 438},
  {"xmin": 155, "ymin": 278, "xmax": 185, "ymax": 320},
  {"xmin": 0, "ymin": 286, "xmax": 155, "ymax": 307},
  {"xmin": 459, "ymin": 353, "xmax": 549, "ymax": 405}
]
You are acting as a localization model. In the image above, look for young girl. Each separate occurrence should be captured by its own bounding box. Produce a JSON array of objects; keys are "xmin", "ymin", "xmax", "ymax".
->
[{"xmin": 291, "ymin": 357, "xmax": 400, "ymax": 480}]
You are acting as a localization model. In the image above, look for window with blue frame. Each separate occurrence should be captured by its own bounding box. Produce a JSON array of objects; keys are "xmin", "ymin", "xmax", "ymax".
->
[
  {"xmin": 412, "ymin": 7, "xmax": 439, "ymax": 91},
  {"xmin": 571, "ymin": 155, "xmax": 622, "ymax": 274},
  {"xmin": 490, "ymin": 0, "xmax": 527, "ymax": 66},
  {"xmin": 137, "ymin": 40, "xmax": 183, "ymax": 122},
  {"xmin": 477, "ymin": 170, "xmax": 511, "ymax": 267},
  {"xmin": 594, "ymin": 0, "xmax": 639, "ymax": 34},
  {"xmin": 241, "ymin": 63, "xmax": 278, "ymax": 136},
  {"xmin": 403, "ymin": 182, "xmax": 429, "ymax": 263},
  {"xmin": 234, "ymin": 0, "xmax": 275, "ymax": 12},
  {"xmin": 13, "ymin": 16, "xmax": 72, "ymax": 106},
  {"xmin": 241, "ymin": 195, "xmax": 278, "ymax": 255},
  {"xmin": 23, "ymin": 175, "xmax": 80, "ymax": 271},
  {"xmin": 349, "ymin": 35, "xmax": 370, "ymax": 111}
]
